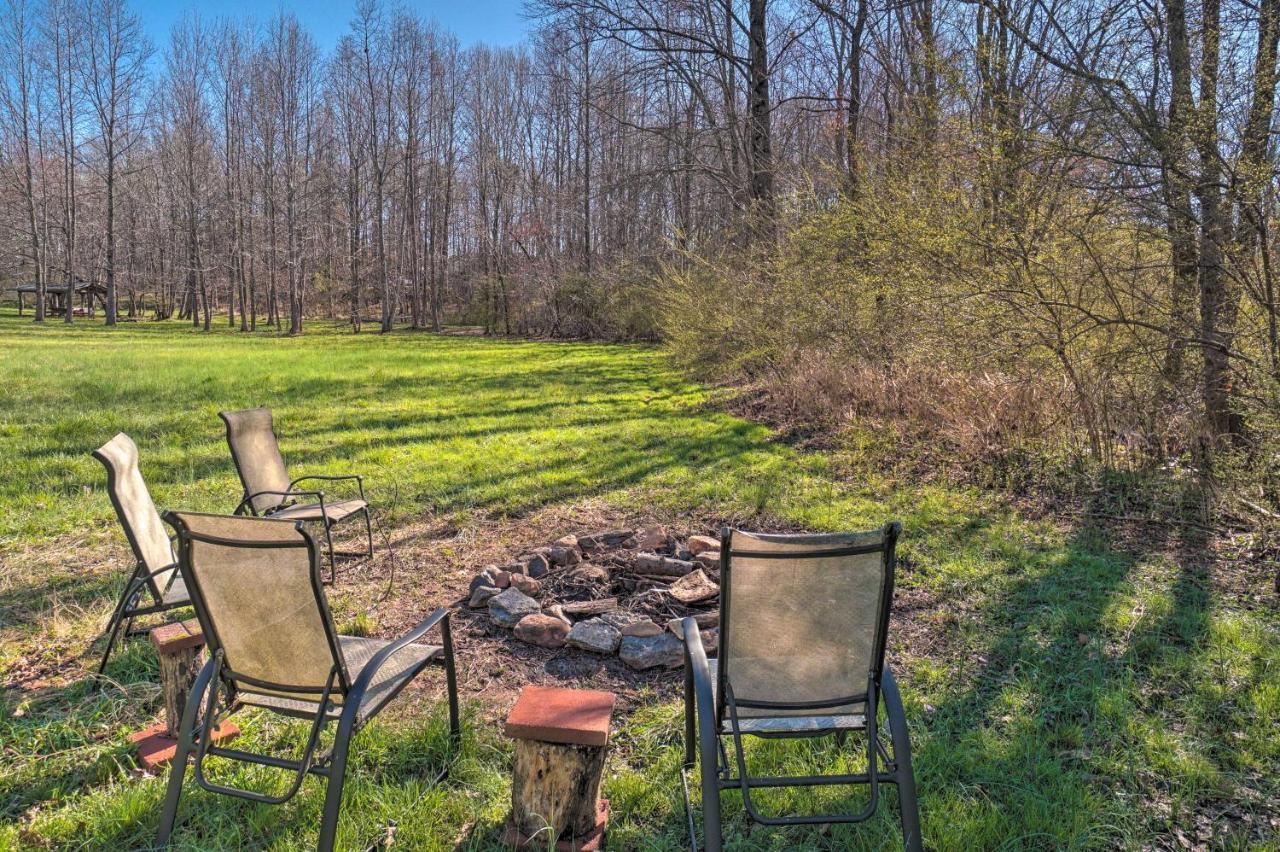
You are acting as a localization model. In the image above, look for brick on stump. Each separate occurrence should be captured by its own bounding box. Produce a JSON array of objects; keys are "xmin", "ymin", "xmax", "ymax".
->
[
  {"xmin": 504, "ymin": 685, "xmax": 615, "ymax": 850},
  {"xmin": 128, "ymin": 618, "xmax": 237, "ymax": 771}
]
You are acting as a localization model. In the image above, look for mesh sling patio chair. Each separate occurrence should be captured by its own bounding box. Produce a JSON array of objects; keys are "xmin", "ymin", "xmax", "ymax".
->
[
  {"xmin": 220, "ymin": 406, "xmax": 373, "ymax": 583},
  {"xmin": 681, "ymin": 523, "xmax": 922, "ymax": 851},
  {"xmin": 156, "ymin": 511, "xmax": 460, "ymax": 852},
  {"xmin": 91, "ymin": 433, "xmax": 190, "ymax": 675}
]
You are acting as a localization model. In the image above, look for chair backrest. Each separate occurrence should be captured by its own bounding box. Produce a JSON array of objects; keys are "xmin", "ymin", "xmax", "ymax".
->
[
  {"xmin": 718, "ymin": 523, "xmax": 900, "ymax": 722},
  {"xmin": 220, "ymin": 407, "xmax": 291, "ymax": 514},
  {"xmin": 165, "ymin": 511, "xmax": 350, "ymax": 704},
  {"xmin": 93, "ymin": 433, "xmax": 178, "ymax": 599}
]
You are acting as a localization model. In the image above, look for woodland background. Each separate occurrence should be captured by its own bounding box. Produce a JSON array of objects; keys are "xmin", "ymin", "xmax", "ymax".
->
[{"xmin": 4, "ymin": 0, "xmax": 1280, "ymax": 540}]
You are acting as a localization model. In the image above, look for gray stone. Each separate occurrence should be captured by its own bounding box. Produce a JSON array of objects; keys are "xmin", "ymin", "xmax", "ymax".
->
[
  {"xmin": 620, "ymin": 633, "xmax": 685, "ymax": 670},
  {"xmin": 548, "ymin": 545, "xmax": 581, "ymax": 567},
  {"xmin": 567, "ymin": 618, "xmax": 622, "ymax": 654},
  {"xmin": 469, "ymin": 585, "xmax": 501, "ymax": 608},
  {"xmin": 599, "ymin": 610, "xmax": 643, "ymax": 631},
  {"xmin": 513, "ymin": 614, "xmax": 570, "ymax": 649},
  {"xmin": 469, "ymin": 569, "xmax": 498, "ymax": 595},
  {"xmin": 487, "ymin": 588, "xmax": 541, "ymax": 627},
  {"xmin": 524, "ymin": 552, "xmax": 551, "ymax": 578}
]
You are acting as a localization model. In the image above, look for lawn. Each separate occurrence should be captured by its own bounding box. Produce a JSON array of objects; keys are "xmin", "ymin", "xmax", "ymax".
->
[{"xmin": 0, "ymin": 313, "xmax": 1276, "ymax": 850}]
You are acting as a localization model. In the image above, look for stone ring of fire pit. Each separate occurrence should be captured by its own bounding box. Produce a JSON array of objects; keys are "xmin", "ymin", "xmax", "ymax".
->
[{"xmin": 466, "ymin": 526, "xmax": 721, "ymax": 670}]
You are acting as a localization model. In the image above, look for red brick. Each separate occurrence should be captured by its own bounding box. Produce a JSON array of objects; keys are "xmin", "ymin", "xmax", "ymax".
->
[
  {"xmin": 150, "ymin": 618, "xmax": 205, "ymax": 655},
  {"xmin": 129, "ymin": 720, "xmax": 239, "ymax": 772},
  {"xmin": 504, "ymin": 799, "xmax": 609, "ymax": 850},
  {"xmin": 504, "ymin": 685, "xmax": 615, "ymax": 747}
]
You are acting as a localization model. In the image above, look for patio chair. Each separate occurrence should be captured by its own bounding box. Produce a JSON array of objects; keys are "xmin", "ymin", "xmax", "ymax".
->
[
  {"xmin": 219, "ymin": 406, "xmax": 373, "ymax": 582},
  {"xmin": 91, "ymin": 433, "xmax": 190, "ymax": 675},
  {"xmin": 156, "ymin": 511, "xmax": 460, "ymax": 852},
  {"xmin": 681, "ymin": 523, "xmax": 922, "ymax": 851}
]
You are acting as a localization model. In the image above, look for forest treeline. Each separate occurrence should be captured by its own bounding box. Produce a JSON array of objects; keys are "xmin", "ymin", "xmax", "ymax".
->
[{"xmin": 5, "ymin": 0, "xmax": 1280, "ymax": 519}]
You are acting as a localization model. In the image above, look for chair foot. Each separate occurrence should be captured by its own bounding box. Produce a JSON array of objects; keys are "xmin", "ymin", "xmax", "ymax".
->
[{"xmin": 157, "ymin": 659, "xmax": 215, "ymax": 846}]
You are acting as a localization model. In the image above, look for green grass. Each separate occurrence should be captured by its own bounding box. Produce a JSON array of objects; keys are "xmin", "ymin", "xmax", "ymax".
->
[{"xmin": 1, "ymin": 312, "xmax": 1277, "ymax": 850}]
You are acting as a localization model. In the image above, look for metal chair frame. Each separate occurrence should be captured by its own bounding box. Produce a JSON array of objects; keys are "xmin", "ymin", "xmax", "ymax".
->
[
  {"xmin": 220, "ymin": 410, "xmax": 374, "ymax": 583},
  {"xmin": 680, "ymin": 523, "xmax": 922, "ymax": 851},
  {"xmin": 156, "ymin": 513, "xmax": 460, "ymax": 852}
]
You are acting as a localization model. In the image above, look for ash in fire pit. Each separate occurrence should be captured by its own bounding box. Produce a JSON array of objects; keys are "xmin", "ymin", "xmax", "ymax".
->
[{"xmin": 467, "ymin": 526, "xmax": 721, "ymax": 670}]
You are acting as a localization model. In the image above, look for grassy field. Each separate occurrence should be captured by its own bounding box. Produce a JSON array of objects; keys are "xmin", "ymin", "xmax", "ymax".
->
[{"xmin": 0, "ymin": 312, "xmax": 1277, "ymax": 850}]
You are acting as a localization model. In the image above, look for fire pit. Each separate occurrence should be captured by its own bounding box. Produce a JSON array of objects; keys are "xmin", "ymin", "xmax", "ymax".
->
[{"xmin": 466, "ymin": 526, "xmax": 721, "ymax": 669}]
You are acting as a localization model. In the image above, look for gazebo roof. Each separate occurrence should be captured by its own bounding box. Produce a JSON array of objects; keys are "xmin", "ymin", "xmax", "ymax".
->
[{"xmin": 11, "ymin": 280, "xmax": 105, "ymax": 295}]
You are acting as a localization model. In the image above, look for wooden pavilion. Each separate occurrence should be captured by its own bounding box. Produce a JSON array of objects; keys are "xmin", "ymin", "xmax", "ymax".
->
[{"xmin": 10, "ymin": 280, "xmax": 107, "ymax": 317}]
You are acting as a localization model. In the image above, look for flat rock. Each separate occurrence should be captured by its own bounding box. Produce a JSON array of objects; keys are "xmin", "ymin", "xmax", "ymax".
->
[
  {"xmin": 687, "ymin": 535, "xmax": 720, "ymax": 555},
  {"xmin": 621, "ymin": 620, "xmax": 663, "ymax": 638},
  {"xmin": 567, "ymin": 618, "xmax": 622, "ymax": 654},
  {"xmin": 669, "ymin": 569, "xmax": 719, "ymax": 604},
  {"xmin": 510, "ymin": 574, "xmax": 543, "ymax": 596},
  {"xmin": 469, "ymin": 585, "xmax": 501, "ymax": 608},
  {"xmin": 599, "ymin": 610, "xmax": 643, "ymax": 631},
  {"xmin": 488, "ymin": 588, "xmax": 542, "ymax": 627},
  {"xmin": 513, "ymin": 614, "xmax": 570, "ymax": 649},
  {"xmin": 554, "ymin": 534, "xmax": 579, "ymax": 549},
  {"xmin": 694, "ymin": 551, "xmax": 720, "ymax": 572},
  {"xmin": 620, "ymin": 633, "xmax": 685, "ymax": 670}
]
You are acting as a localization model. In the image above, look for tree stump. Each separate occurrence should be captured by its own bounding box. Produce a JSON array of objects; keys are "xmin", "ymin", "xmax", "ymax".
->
[
  {"xmin": 504, "ymin": 685, "xmax": 615, "ymax": 849},
  {"xmin": 151, "ymin": 619, "xmax": 207, "ymax": 737},
  {"xmin": 128, "ymin": 618, "xmax": 238, "ymax": 771}
]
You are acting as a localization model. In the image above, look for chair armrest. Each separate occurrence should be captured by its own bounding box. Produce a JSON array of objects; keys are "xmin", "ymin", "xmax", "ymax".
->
[
  {"xmin": 289, "ymin": 475, "xmax": 366, "ymax": 502},
  {"xmin": 235, "ymin": 489, "xmax": 325, "ymax": 516},
  {"xmin": 682, "ymin": 616, "xmax": 715, "ymax": 712},
  {"xmin": 346, "ymin": 608, "xmax": 452, "ymax": 705}
]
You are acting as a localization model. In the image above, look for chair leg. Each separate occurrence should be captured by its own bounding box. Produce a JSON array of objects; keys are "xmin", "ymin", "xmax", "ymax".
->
[
  {"xmin": 442, "ymin": 617, "xmax": 460, "ymax": 744},
  {"xmin": 362, "ymin": 507, "xmax": 374, "ymax": 560},
  {"xmin": 699, "ymin": 727, "xmax": 723, "ymax": 852},
  {"xmin": 323, "ymin": 521, "xmax": 337, "ymax": 584},
  {"xmin": 157, "ymin": 658, "xmax": 215, "ymax": 846},
  {"xmin": 97, "ymin": 580, "xmax": 142, "ymax": 676},
  {"xmin": 316, "ymin": 714, "xmax": 356, "ymax": 852},
  {"xmin": 882, "ymin": 670, "xmax": 922, "ymax": 852},
  {"xmin": 683, "ymin": 665, "xmax": 696, "ymax": 768}
]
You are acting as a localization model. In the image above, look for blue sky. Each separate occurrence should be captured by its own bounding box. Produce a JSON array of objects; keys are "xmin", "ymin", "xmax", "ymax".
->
[{"xmin": 133, "ymin": 0, "xmax": 532, "ymax": 53}]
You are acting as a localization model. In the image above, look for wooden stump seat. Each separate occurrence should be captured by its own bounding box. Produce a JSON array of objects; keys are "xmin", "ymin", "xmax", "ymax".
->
[{"xmin": 504, "ymin": 684, "xmax": 616, "ymax": 850}]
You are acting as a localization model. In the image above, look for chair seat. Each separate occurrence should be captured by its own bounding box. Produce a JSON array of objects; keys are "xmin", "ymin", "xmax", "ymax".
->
[
  {"xmin": 239, "ymin": 635, "xmax": 442, "ymax": 723},
  {"xmin": 269, "ymin": 498, "xmax": 367, "ymax": 524},
  {"xmin": 159, "ymin": 575, "xmax": 190, "ymax": 606},
  {"xmin": 707, "ymin": 660, "xmax": 867, "ymax": 735}
]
